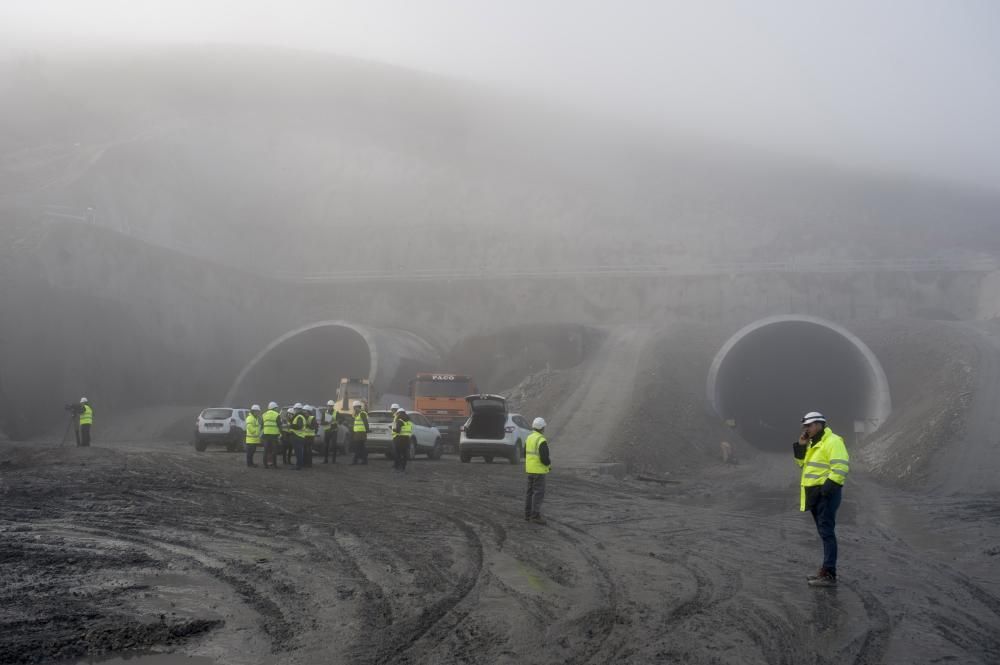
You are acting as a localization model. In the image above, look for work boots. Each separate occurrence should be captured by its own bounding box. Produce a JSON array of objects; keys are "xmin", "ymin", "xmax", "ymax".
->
[
  {"xmin": 807, "ymin": 568, "xmax": 837, "ymax": 587},
  {"xmin": 530, "ymin": 516, "xmax": 547, "ymax": 525}
]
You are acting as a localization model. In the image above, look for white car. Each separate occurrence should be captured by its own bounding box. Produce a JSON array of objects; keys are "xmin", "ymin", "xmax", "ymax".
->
[
  {"xmin": 367, "ymin": 410, "xmax": 445, "ymax": 460},
  {"xmin": 458, "ymin": 394, "xmax": 532, "ymax": 464},
  {"xmin": 194, "ymin": 407, "xmax": 249, "ymax": 452}
]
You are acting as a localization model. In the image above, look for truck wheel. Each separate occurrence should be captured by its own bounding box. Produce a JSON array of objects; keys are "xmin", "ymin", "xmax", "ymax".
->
[
  {"xmin": 509, "ymin": 441, "xmax": 522, "ymax": 464},
  {"xmin": 430, "ymin": 439, "xmax": 443, "ymax": 460},
  {"xmin": 460, "ymin": 451, "xmax": 471, "ymax": 463},
  {"xmin": 194, "ymin": 440, "xmax": 207, "ymax": 452},
  {"xmin": 484, "ymin": 456, "xmax": 494, "ymax": 464}
]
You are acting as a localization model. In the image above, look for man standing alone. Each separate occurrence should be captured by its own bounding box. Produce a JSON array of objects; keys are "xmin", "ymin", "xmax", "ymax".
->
[
  {"xmin": 78, "ymin": 397, "xmax": 93, "ymax": 447},
  {"xmin": 524, "ymin": 417, "xmax": 551, "ymax": 525},
  {"xmin": 793, "ymin": 411, "xmax": 850, "ymax": 587}
]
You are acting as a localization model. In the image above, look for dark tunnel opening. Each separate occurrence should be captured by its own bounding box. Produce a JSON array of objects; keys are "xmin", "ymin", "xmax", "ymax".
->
[
  {"xmin": 229, "ymin": 325, "xmax": 372, "ymax": 406},
  {"xmin": 709, "ymin": 317, "xmax": 890, "ymax": 452}
]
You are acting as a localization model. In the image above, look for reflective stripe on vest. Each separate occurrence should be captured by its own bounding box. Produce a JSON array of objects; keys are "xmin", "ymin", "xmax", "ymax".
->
[
  {"xmin": 396, "ymin": 420, "xmax": 413, "ymax": 438},
  {"xmin": 353, "ymin": 412, "xmax": 368, "ymax": 433},
  {"xmin": 325, "ymin": 409, "xmax": 338, "ymax": 431},
  {"xmin": 79, "ymin": 404, "xmax": 93, "ymax": 425},
  {"xmin": 262, "ymin": 409, "xmax": 281, "ymax": 435},
  {"xmin": 798, "ymin": 427, "xmax": 850, "ymax": 510},
  {"xmin": 292, "ymin": 414, "xmax": 310, "ymax": 439},
  {"xmin": 246, "ymin": 413, "xmax": 262, "ymax": 444},
  {"xmin": 524, "ymin": 430, "xmax": 550, "ymax": 474}
]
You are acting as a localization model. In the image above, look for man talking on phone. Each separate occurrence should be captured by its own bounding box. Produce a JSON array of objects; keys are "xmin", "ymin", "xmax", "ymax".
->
[{"xmin": 793, "ymin": 411, "xmax": 850, "ymax": 587}]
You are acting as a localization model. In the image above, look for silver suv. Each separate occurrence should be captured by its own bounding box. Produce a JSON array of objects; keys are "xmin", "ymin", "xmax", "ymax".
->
[
  {"xmin": 458, "ymin": 394, "xmax": 532, "ymax": 464},
  {"xmin": 194, "ymin": 407, "xmax": 248, "ymax": 452}
]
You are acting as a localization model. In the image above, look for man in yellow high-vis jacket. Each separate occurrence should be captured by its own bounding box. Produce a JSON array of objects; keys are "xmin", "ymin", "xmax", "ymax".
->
[
  {"xmin": 524, "ymin": 417, "xmax": 551, "ymax": 525},
  {"xmin": 793, "ymin": 411, "xmax": 850, "ymax": 587}
]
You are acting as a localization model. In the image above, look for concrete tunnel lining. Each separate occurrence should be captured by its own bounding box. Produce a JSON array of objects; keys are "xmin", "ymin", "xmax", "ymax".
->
[
  {"xmin": 224, "ymin": 320, "xmax": 441, "ymax": 407},
  {"xmin": 706, "ymin": 315, "xmax": 891, "ymax": 451}
]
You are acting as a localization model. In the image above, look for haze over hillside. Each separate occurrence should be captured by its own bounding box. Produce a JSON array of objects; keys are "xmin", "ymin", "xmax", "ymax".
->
[{"xmin": 2, "ymin": 46, "xmax": 999, "ymax": 275}]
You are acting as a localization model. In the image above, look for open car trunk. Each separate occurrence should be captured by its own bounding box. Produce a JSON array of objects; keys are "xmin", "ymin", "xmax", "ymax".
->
[{"xmin": 465, "ymin": 412, "xmax": 508, "ymax": 440}]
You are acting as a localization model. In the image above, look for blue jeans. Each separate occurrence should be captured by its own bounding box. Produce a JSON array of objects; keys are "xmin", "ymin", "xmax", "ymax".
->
[
  {"xmin": 293, "ymin": 439, "xmax": 305, "ymax": 469},
  {"xmin": 809, "ymin": 483, "xmax": 842, "ymax": 574}
]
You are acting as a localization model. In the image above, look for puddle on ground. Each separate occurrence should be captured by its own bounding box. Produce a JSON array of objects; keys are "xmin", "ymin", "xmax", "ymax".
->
[{"xmin": 73, "ymin": 655, "xmax": 216, "ymax": 665}]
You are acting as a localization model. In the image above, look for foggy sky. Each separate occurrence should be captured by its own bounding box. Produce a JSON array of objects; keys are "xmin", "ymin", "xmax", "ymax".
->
[{"xmin": 2, "ymin": 0, "xmax": 999, "ymax": 190}]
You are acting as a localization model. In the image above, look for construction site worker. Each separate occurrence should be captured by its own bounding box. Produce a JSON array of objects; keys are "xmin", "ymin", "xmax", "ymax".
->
[
  {"xmin": 323, "ymin": 399, "xmax": 339, "ymax": 464},
  {"xmin": 302, "ymin": 405, "xmax": 317, "ymax": 468},
  {"xmin": 289, "ymin": 403, "xmax": 308, "ymax": 470},
  {"xmin": 793, "ymin": 411, "xmax": 850, "ymax": 587},
  {"xmin": 261, "ymin": 402, "xmax": 281, "ymax": 468},
  {"xmin": 524, "ymin": 417, "xmax": 551, "ymax": 524},
  {"xmin": 245, "ymin": 405, "xmax": 262, "ymax": 467},
  {"xmin": 350, "ymin": 401, "xmax": 370, "ymax": 465},
  {"xmin": 280, "ymin": 407, "xmax": 294, "ymax": 465},
  {"xmin": 392, "ymin": 408, "xmax": 413, "ymax": 473},
  {"xmin": 78, "ymin": 397, "xmax": 93, "ymax": 447}
]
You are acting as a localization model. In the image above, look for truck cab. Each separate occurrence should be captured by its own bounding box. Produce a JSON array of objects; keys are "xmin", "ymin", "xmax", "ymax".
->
[{"xmin": 410, "ymin": 373, "xmax": 476, "ymax": 453}]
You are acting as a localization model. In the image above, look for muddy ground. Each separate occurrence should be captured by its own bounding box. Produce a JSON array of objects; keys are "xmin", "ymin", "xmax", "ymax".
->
[{"xmin": 2, "ymin": 441, "xmax": 999, "ymax": 665}]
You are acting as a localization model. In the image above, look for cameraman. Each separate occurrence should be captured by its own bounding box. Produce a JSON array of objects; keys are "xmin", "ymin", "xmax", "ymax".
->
[{"xmin": 78, "ymin": 397, "xmax": 93, "ymax": 447}]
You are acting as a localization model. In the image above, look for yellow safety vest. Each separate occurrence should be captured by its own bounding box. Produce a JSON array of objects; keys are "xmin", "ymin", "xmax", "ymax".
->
[
  {"xmin": 245, "ymin": 413, "xmax": 262, "ymax": 445},
  {"xmin": 395, "ymin": 420, "xmax": 413, "ymax": 438},
  {"xmin": 524, "ymin": 431, "xmax": 550, "ymax": 475},
  {"xmin": 292, "ymin": 413, "xmax": 310, "ymax": 439},
  {"xmin": 324, "ymin": 408, "xmax": 338, "ymax": 431},
  {"xmin": 79, "ymin": 404, "xmax": 93, "ymax": 426},
  {"xmin": 262, "ymin": 409, "xmax": 281, "ymax": 436},
  {"xmin": 353, "ymin": 411, "xmax": 368, "ymax": 433},
  {"xmin": 796, "ymin": 427, "xmax": 850, "ymax": 511}
]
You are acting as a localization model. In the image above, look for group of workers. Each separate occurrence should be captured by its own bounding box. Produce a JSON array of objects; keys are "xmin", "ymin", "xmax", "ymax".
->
[{"xmin": 241, "ymin": 400, "xmax": 416, "ymax": 472}]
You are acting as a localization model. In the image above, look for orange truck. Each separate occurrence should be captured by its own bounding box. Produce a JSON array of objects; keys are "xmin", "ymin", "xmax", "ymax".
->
[{"xmin": 410, "ymin": 373, "xmax": 477, "ymax": 453}]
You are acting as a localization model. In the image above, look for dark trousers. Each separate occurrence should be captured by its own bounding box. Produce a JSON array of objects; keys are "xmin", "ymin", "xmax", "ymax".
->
[
  {"xmin": 79, "ymin": 424, "xmax": 91, "ymax": 447},
  {"xmin": 809, "ymin": 484, "xmax": 842, "ymax": 575},
  {"xmin": 293, "ymin": 437, "xmax": 305, "ymax": 469},
  {"xmin": 393, "ymin": 436, "xmax": 409, "ymax": 471},
  {"xmin": 281, "ymin": 434, "xmax": 292, "ymax": 464},
  {"xmin": 262, "ymin": 434, "xmax": 278, "ymax": 467},
  {"xmin": 352, "ymin": 432, "xmax": 368, "ymax": 464},
  {"xmin": 304, "ymin": 436, "xmax": 314, "ymax": 467},
  {"xmin": 245, "ymin": 444, "xmax": 258, "ymax": 466},
  {"xmin": 323, "ymin": 429, "xmax": 337, "ymax": 462},
  {"xmin": 525, "ymin": 474, "xmax": 547, "ymax": 518}
]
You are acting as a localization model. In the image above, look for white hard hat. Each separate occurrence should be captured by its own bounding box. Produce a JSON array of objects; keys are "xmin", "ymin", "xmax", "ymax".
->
[
  {"xmin": 532, "ymin": 417, "xmax": 547, "ymax": 430},
  {"xmin": 80, "ymin": 397, "xmax": 88, "ymax": 403},
  {"xmin": 251, "ymin": 404, "xmax": 261, "ymax": 411},
  {"xmin": 352, "ymin": 400, "xmax": 362, "ymax": 408},
  {"xmin": 327, "ymin": 400, "xmax": 335, "ymax": 406},
  {"xmin": 397, "ymin": 407, "xmax": 407, "ymax": 414},
  {"xmin": 268, "ymin": 401, "xmax": 279, "ymax": 409},
  {"xmin": 801, "ymin": 411, "xmax": 827, "ymax": 425},
  {"xmin": 294, "ymin": 402, "xmax": 303, "ymax": 410},
  {"xmin": 390, "ymin": 403, "xmax": 400, "ymax": 410},
  {"xmin": 303, "ymin": 404, "xmax": 312, "ymax": 410}
]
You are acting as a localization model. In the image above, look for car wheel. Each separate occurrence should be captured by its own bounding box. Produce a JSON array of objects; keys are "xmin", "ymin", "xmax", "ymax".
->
[
  {"xmin": 460, "ymin": 451, "xmax": 471, "ymax": 463},
  {"xmin": 430, "ymin": 439, "xmax": 443, "ymax": 460},
  {"xmin": 194, "ymin": 439, "xmax": 207, "ymax": 452},
  {"xmin": 509, "ymin": 441, "xmax": 522, "ymax": 464},
  {"xmin": 484, "ymin": 455, "xmax": 494, "ymax": 464},
  {"xmin": 409, "ymin": 439, "xmax": 417, "ymax": 460}
]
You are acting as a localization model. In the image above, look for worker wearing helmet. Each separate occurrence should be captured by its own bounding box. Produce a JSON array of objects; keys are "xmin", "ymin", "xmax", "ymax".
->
[
  {"xmin": 78, "ymin": 397, "xmax": 93, "ymax": 447},
  {"xmin": 289, "ymin": 403, "xmax": 309, "ymax": 470},
  {"xmin": 302, "ymin": 405, "xmax": 317, "ymax": 468},
  {"xmin": 524, "ymin": 417, "xmax": 551, "ymax": 524},
  {"xmin": 261, "ymin": 402, "xmax": 281, "ymax": 468},
  {"xmin": 794, "ymin": 411, "xmax": 850, "ymax": 587},
  {"xmin": 245, "ymin": 405, "xmax": 262, "ymax": 468},
  {"xmin": 279, "ymin": 406, "xmax": 294, "ymax": 466},
  {"xmin": 392, "ymin": 407, "xmax": 413, "ymax": 473},
  {"xmin": 350, "ymin": 400, "xmax": 370, "ymax": 465},
  {"xmin": 323, "ymin": 399, "xmax": 339, "ymax": 464}
]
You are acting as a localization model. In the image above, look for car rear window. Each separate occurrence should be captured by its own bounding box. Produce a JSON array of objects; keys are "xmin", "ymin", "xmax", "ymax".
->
[
  {"xmin": 368, "ymin": 412, "xmax": 394, "ymax": 424},
  {"xmin": 201, "ymin": 408, "xmax": 233, "ymax": 420},
  {"xmin": 469, "ymin": 398, "xmax": 506, "ymax": 413}
]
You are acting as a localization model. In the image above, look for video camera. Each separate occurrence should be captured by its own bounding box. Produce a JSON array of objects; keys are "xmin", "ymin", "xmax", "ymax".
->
[{"xmin": 64, "ymin": 403, "xmax": 84, "ymax": 416}]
